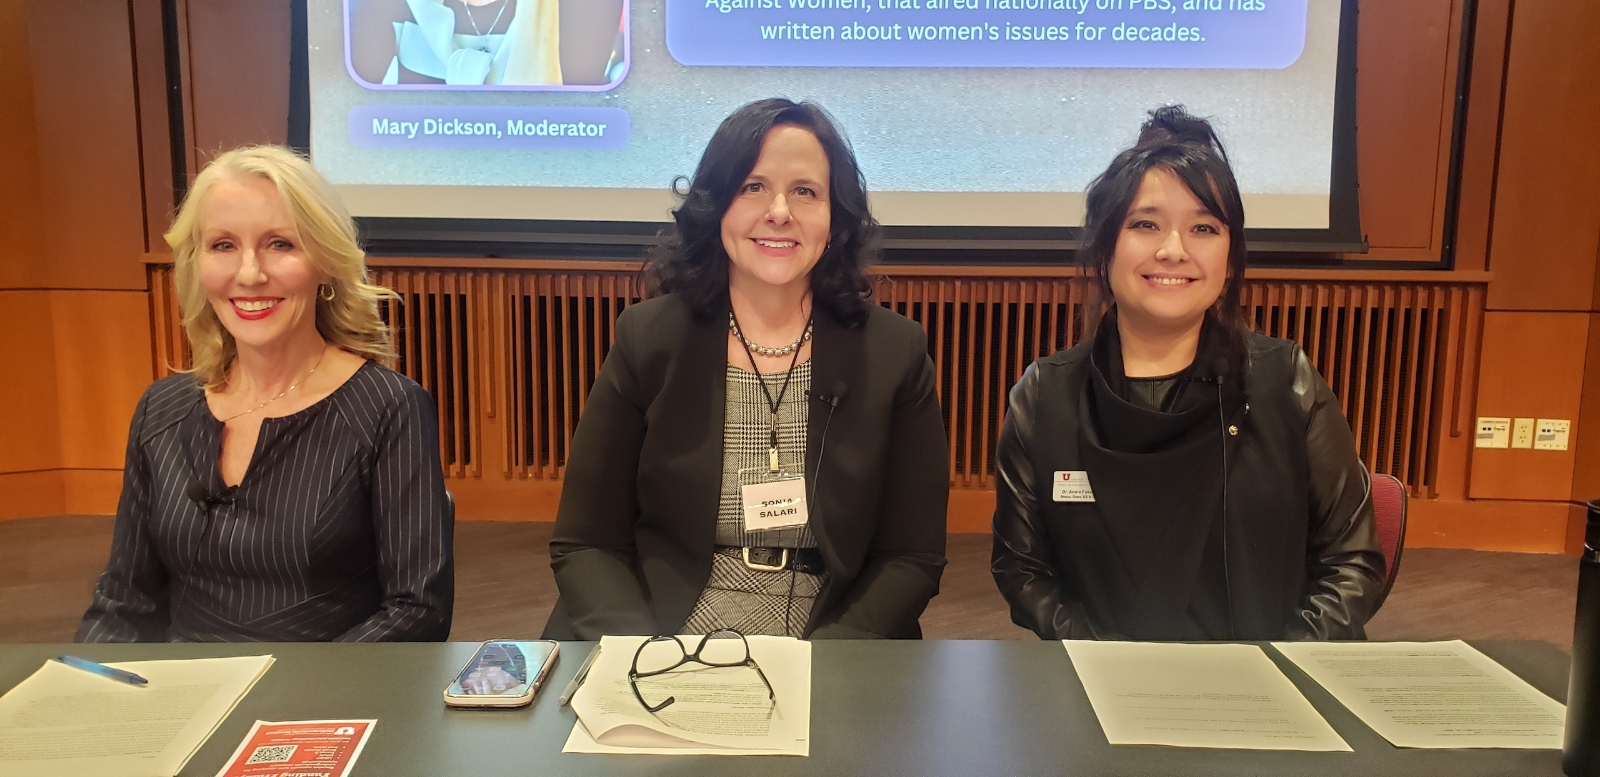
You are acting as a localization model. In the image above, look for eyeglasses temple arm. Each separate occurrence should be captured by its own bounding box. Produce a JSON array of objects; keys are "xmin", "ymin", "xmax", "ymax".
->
[{"xmin": 748, "ymin": 659, "xmax": 775, "ymax": 700}]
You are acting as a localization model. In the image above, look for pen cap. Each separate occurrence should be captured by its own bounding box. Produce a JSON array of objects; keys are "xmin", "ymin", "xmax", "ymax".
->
[{"xmin": 1565, "ymin": 500, "xmax": 1600, "ymax": 775}]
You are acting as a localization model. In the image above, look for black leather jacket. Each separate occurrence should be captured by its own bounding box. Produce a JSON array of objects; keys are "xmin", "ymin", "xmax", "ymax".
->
[{"xmin": 991, "ymin": 333, "xmax": 1384, "ymax": 641}]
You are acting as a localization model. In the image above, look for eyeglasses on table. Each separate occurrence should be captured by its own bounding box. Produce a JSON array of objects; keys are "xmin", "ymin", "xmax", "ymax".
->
[{"xmin": 627, "ymin": 628, "xmax": 776, "ymax": 714}]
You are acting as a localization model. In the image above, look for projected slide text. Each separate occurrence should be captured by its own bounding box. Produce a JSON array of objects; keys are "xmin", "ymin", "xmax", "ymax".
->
[{"xmin": 669, "ymin": 0, "xmax": 1304, "ymax": 68}]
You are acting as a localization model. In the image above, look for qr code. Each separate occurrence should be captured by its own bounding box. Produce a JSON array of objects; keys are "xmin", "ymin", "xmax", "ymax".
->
[{"xmin": 245, "ymin": 744, "xmax": 298, "ymax": 764}]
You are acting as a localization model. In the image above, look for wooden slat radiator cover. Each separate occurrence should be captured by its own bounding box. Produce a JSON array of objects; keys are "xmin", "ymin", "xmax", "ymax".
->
[{"xmin": 148, "ymin": 266, "xmax": 1486, "ymax": 498}]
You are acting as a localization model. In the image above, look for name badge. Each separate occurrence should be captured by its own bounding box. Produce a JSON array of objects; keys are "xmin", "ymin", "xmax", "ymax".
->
[
  {"xmin": 1052, "ymin": 470, "xmax": 1095, "ymax": 503},
  {"xmin": 742, "ymin": 477, "xmax": 810, "ymax": 531}
]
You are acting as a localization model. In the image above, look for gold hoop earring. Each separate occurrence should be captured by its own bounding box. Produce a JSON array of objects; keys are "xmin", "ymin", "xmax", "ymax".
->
[{"xmin": 318, "ymin": 283, "xmax": 336, "ymax": 302}]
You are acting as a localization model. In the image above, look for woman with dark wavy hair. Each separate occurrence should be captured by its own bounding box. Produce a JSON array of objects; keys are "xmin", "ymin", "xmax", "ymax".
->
[
  {"xmin": 991, "ymin": 106, "xmax": 1383, "ymax": 642},
  {"xmin": 544, "ymin": 98, "xmax": 948, "ymax": 640}
]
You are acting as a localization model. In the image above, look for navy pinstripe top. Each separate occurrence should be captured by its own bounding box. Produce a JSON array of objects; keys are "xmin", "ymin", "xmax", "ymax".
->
[{"xmin": 77, "ymin": 361, "xmax": 454, "ymax": 643}]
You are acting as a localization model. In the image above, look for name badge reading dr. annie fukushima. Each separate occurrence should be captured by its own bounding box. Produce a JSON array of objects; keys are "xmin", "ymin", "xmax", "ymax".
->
[
  {"xmin": 742, "ymin": 478, "xmax": 810, "ymax": 532},
  {"xmin": 1052, "ymin": 471, "xmax": 1095, "ymax": 503}
]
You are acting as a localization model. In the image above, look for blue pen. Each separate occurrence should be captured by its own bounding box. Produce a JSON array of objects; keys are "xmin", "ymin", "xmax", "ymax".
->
[{"xmin": 54, "ymin": 656, "xmax": 149, "ymax": 687}]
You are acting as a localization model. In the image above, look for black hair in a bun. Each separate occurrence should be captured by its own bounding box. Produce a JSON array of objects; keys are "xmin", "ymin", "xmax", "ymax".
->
[
  {"xmin": 1078, "ymin": 104, "xmax": 1250, "ymax": 369},
  {"xmin": 1135, "ymin": 105, "xmax": 1231, "ymax": 162}
]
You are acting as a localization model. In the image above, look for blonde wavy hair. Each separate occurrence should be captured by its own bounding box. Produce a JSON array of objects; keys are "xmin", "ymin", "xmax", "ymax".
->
[{"xmin": 167, "ymin": 145, "xmax": 397, "ymax": 390}]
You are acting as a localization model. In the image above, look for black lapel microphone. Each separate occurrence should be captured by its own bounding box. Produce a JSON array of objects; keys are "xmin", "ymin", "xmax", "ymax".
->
[
  {"xmin": 808, "ymin": 381, "xmax": 849, "ymax": 519},
  {"xmin": 186, "ymin": 481, "xmax": 237, "ymax": 509},
  {"xmin": 811, "ymin": 381, "xmax": 849, "ymax": 409}
]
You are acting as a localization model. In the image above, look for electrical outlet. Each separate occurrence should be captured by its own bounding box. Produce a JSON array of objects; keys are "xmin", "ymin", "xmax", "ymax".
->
[
  {"xmin": 1512, "ymin": 418, "xmax": 1535, "ymax": 449},
  {"xmin": 1476, "ymin": 417, "xmax": 1510, "ymax": 449},
  {"xmin": 1534, "ymin": 419, "xmax": 1571, "ymax": 451}
]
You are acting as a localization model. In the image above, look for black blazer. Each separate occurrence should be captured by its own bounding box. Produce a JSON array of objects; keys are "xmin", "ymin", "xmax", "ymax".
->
[
  {"xmin": 543, "ymin": 294, "xmax": 949, "ymax": 640},
  {"xmin": 77, "ymin": 362, "xmax": 454, "ymax": 643}
]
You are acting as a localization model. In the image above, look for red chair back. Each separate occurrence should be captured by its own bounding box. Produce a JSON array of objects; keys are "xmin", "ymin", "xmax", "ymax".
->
[{"xmin": 1367, "ymin": 471, "xmax": 1408, "ymax": 612}]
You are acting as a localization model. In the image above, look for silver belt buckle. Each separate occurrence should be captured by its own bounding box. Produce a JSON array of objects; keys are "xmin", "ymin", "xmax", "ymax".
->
[{"xmin": 742, "ymin": 547, "xmax": 790, "ymax": 572}]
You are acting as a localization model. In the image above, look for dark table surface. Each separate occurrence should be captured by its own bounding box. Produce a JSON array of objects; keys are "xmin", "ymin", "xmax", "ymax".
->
[{"xmin": 0, "ymin": 640, "xmax": 1573, "ymax": 777}]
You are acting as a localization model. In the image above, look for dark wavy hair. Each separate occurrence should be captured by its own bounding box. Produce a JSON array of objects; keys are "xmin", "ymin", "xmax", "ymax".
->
[
  {"xmin": 1079, "ymin": 105, "xmax": 1250, "ymax": 363},
  {"xmin": 642, "ymin": 98, "xmax": 878, "ymax": 327}
]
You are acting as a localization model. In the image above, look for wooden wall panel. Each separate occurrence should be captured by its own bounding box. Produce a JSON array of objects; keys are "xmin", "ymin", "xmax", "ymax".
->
[
  {"xmin": 1407, "ymin": 499, "xmax": 1582, "ymax": 555},
  {"xmin": 1354, "ymin": 0, "xmax": 1456, "ymax": 253},
  {"xmin": 0, "ymin": 292, "xmax": 61, "ymax": 476},
  {"xmin": 1449, "ymin": 0, "xmax": 1512, "ymax": 274},
  {"xmin": 1573, "ymin": 312, "xmax": 1600, "ymax": 502},
  {"xmin": 1483, "ymin": 1, "xmax": 1600, "ymax": 312},
  {"xmin": 0, "ymin": 0, "xmax": 45, "ymax": 290},
  {"xmin": 25, "ymin": 0, "xmax": 146, "ymax": 292},
  {"xmin": 184, "ymin": 1, "xmax": 290, "ymax": 161},
  {"xmin": 60, "ymin": 470, "xmax": 125, "ymax": 516},
  {"xmin": 0, "ymin": 469, "xmax": 123, "ymax": 522},
  {"xmin": 51, "ymin": 292, "xmax": 155, "ymax": 470},
  {"xmin": 0, "ymin": 472, "xmax": 66, "ymax": 521},
  {"xmin": 131, "ymin": 0, "xmax": 175, "ymax": 252},
  {"xmin": 1469, "ymin": 312, "xmax": 1588, "ymax": 501}
]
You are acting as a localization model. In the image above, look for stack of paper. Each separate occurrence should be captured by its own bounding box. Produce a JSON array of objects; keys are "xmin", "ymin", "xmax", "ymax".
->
[
  {"xmin": 0, "ymin": 655, "xmax": 275, "ymax": 777},
  {"xmin": 1064, "ymin": 640, "xmax": 1352, "ymax": 751},
  {"xmin": 1273, "ymin": 640, "xmax": 1566, "ymax": 748},
  {"xmin": 565, "ymin": 635, "xmax": 811, "ymax": 756}
]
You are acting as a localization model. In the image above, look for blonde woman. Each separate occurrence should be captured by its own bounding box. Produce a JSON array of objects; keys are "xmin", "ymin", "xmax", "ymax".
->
[{"xmin": 78, "ymin": 146, "xmax": 453, "ymax": 643}]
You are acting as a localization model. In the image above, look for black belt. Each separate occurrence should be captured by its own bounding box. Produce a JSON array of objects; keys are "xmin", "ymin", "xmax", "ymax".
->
[{"xmin": 716, "ymin": 546, "xmax": 825, "ymax": 575}]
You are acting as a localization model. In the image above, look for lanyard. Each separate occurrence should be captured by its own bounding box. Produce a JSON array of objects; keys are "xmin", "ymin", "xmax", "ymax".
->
[{"xmin": 732, "ymin": 312, "xmax": 808, "ymax": 472}]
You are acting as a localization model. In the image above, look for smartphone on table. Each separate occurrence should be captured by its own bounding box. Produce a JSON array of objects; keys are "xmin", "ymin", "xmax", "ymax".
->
[{"xmin": 443, "ymin": 640, "xmax": 560, "ymax": 708}]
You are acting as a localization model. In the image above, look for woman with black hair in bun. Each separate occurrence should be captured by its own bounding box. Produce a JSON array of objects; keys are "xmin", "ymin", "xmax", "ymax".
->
[
  {"xmin": 991, "ymin": 106, "xmax": 1383, "ymax": 642},
  {"xmin": 543, "ymin": 98, "xmax": 948, "ymax": 641}
]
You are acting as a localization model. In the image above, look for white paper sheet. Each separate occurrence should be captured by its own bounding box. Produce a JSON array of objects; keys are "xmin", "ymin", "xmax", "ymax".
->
[
  {"xmin": 0, "ymin": 655, "xmax": 275, "ymax": 777},
  {"xmin": 1272, "ymin": 640, "xmax": 1566, "ymax": 749},
  {"xmin": 563, "ymin": 635, "xmax": 810, "ymax": 756},
  {"xmin": 1065, "ymin": 640, "xmax": 1352, "ymax": 751}
]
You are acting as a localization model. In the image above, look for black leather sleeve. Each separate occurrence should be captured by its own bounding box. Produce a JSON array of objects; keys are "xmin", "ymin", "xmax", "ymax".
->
[
  {"xmin": 990, "ymin": 365, "xmax": 1108, "ymax": 640},
  {"xmin": 1288, "ymin": 347, "xmax": 1386, "ymax": 639}
]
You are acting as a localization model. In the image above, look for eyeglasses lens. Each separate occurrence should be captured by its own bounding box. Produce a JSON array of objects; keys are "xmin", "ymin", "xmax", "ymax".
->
[
  {"xmin": 635, "ymin": 637, "xmax": 685, "ymax": 676},
  {"xmin": 699, "ymin": 631, "xmax": 750, "ymax": 667}
]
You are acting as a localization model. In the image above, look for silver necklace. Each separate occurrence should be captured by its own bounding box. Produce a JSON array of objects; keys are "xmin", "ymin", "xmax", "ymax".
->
[
  {"xmin": 729, "ymin": 312, "xmax": 812, "ymax": 358},
  {"xmin": 462, "ymin": 0, "xmax": 509, "ymax": 53},
  {"xmin": 218, "ymin": 347, "xmax": 327, "ymax": 423}
]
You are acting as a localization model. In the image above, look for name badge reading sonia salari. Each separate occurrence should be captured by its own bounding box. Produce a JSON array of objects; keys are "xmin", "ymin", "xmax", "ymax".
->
[
  {"xmin": 741, "ymin": 477, "xmax": 810, "ymax": 532},
  {"xmin": 1052, "ymin": 470, "xmax": 1095, "ymax": 503}
]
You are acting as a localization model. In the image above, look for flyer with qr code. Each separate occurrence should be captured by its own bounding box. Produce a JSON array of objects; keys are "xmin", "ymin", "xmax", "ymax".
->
[{"xmin": 214, "ymin": 720, "xmax": 376, "ymax": 777}]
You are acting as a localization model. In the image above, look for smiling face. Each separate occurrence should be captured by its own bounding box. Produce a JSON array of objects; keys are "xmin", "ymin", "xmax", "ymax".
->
[
  {"xmin": 1108, "ymin": 167, "xmax": 1231, "ymax": 336},
  {"xmin": 196, "ymin": 173, "xmax": 326, "ymax": 354},
  {"xmin": 720, "ymin": 124, "xmax": 832, "ymax": 296}
]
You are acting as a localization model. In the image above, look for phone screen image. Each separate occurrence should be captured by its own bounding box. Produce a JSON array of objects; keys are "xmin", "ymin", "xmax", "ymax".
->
[{"xmin": 451, "ymin": 642, "xmax": 550, "ymax": 696}]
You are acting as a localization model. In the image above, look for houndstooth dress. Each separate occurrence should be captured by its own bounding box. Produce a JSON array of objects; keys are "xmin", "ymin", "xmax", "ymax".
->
[{"xmin": 681, "ymin": 362, "xmax": 825, "ymax": 637}]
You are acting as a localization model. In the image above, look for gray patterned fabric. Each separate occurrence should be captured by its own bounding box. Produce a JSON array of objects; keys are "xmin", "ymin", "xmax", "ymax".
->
[{"xmin": 683, "ymin": 363, "xmax": 825, "ymax": 637}]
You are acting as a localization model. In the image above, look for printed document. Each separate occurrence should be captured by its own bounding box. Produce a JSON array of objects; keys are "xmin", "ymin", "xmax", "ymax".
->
[
  {"xmin": 0, "ymin": 655, "xmax": 275, "ymax": 777},
  {"xmin": 564, "ymin": 634, "xmax": 810, "ymax": 756},
  {"xmin": 1273, "ymin": 640, "xmax": 1565, "ymax": 748},
  {"xmin": 1065, "ymin": 640, "xmax": 1351, "ymax": 751}
]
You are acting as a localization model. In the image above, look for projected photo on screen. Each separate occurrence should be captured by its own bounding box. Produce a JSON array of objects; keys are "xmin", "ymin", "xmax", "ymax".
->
[
  {"xmin": 307, "ymin": 0, "xmax": 1355, "ymax": 245},
  {"xmin": 345, "ymin": 0, "xmax": 629, "ymax": 88}
]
